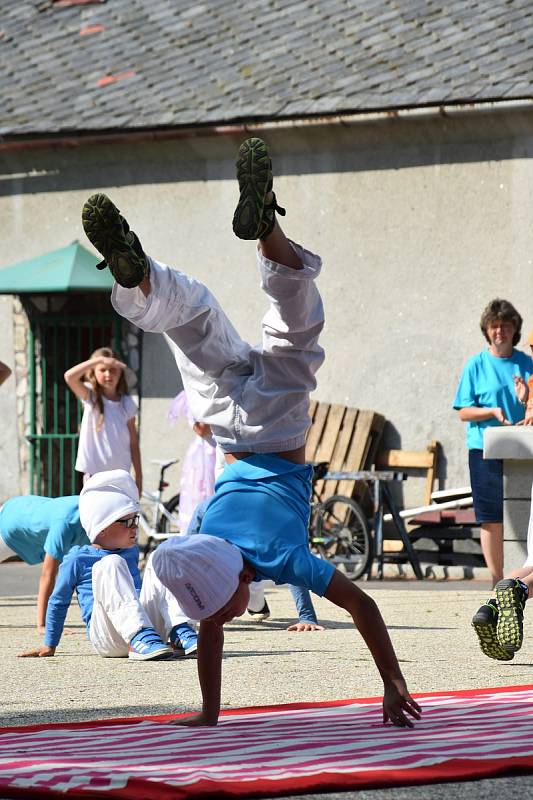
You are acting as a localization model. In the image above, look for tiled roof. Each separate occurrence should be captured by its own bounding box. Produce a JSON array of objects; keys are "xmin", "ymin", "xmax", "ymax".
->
[{"xmin": 1, "ymin": 0, "xmax": 533, "ymax": 136}]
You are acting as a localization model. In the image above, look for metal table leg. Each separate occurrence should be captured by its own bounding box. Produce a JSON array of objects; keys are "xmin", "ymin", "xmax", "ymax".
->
[{"xmin": 382, "ymin": 483, "xmax": 424, "ymax": 580}]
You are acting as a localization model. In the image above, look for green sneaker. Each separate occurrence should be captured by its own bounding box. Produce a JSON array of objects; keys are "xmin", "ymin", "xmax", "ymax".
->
[
  {"xmin": 471, "ymin": 601, "xmax": 514, "ymax": 661},
  {"xmin": 495, "ymin": 578, "xmax": 528, "ymax": 653},
  {"xmin": 82, "ymin": 193, "xmax": 149, "ymax": 288},
  {"xmin": 232, "ymin": 137, "xmax": 286, "ymax": 241}
]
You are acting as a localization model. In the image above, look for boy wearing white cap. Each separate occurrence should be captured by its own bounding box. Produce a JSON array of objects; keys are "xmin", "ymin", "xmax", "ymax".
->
[
  {"xmin": 81, "ymin": 138, "xmax": 421, "ymax": 727},
  {"xmin": 18, "ymin": 470, "xmax": 196, "ymax": 661}
]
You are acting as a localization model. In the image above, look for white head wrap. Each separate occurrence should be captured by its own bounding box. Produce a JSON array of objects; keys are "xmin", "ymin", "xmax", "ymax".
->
[
  {"xmin": 152, "ymin": 534, "xmax": 243, "ymax": 620},
  {"xmin": 79, "ymin": 469, "xmax": 139, "ymax": 543}
]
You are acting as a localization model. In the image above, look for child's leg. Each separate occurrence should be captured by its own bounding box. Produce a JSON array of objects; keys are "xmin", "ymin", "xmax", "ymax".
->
[
  {"xmin": 112, "ymin": 258, "xmax": 252, "ymax": 448},
  {"xmin": 506, "ymin": 565, "xmax": 533, "ymax": 591},
  {"xmin": 237, "ymin": 220, "xmax": 325, "ymax": 453},
  {"xmin": 87, "ymin": 138, "xmax": 324, "ymax": 453},
  {"xmin": 90, "ymin": 554, "xmax": 153, "ymax": 657},
  {"xmin": 490, "ymin": 493, "xmax": 533, "ymax": 654},
  {"xmin": 140, "ymin": 553, "xmax": 192, "ymax": 640},
  {"xmin": 247, "ymin": 581, "xmax": 270, "ymax": 620}
]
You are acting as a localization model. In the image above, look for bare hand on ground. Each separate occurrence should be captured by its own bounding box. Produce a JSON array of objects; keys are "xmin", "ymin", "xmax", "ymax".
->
[
  {"xmin": 382, "ymin": 678, "xmax": 422, "ymax": 728},
  {"xmin": 287, "ymin": 622, "xmax": 325, "ymax": 632},
  {"xmin": 17, "ymin": 645, "xmax": 55, "ymax": 658}
]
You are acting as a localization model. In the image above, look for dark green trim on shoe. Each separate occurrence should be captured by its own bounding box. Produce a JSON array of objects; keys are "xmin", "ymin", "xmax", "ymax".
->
[
  {"xmin": 82, "ymin": 193, "xmax": 148, "ymax": 289},
  {"xmin": 232, "ymin": 137, "xmax": 286, "ymax": 241},
  {"xmin": 495, "ymin": 578, "xmax": 527, "ymax": 653},
  {"xmin": 471, "ymin": 601, "xmax": 514, "ymax": 661}
]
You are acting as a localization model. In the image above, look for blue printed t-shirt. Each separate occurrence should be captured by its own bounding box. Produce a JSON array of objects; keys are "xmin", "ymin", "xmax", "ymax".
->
[
  {"xmin": 453, "ymin": 348, "xmax": 533, "ymax": 450},
  {"xmin": 0, "ymin": 495, "xmax": 89, "ymax": 564},
  {"xmin": 45, "ymin": 545, "xmax": 141, "ymax": 648},
  {"xmin": 198, "ymin": 454, "xmax": 335, "ymax": 596}
]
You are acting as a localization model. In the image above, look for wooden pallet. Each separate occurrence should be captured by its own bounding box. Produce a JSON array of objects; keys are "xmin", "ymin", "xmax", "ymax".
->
[{"xmin": 305, "ymin": 401, "xmax": 385, "ymax": 503}]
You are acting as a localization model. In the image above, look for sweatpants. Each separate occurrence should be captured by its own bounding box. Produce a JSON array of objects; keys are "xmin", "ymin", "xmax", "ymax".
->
[{"xmin": 89, "ymin": 553, "xmax": 190, "ymax": 657}]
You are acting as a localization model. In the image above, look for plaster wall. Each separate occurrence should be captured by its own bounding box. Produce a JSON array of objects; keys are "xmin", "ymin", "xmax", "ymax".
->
[{"xmin": 1, "ymin": 111, "xmax": 533, "ymax": 501}]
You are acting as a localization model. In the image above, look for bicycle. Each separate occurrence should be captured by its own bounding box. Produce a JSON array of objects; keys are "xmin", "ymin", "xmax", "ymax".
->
[
  {"xmin": 308, "ymin": 462, "xmax": 372, "ymax": 581},
  {"xmin": 138, "ymin": 458, "xmax": 182, "ymax": 560}
]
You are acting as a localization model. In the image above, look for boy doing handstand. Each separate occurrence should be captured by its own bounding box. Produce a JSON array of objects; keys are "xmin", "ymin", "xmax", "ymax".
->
[{"xmin": 81, "ymin": 137, "xmax": 422, "ymax": 727}]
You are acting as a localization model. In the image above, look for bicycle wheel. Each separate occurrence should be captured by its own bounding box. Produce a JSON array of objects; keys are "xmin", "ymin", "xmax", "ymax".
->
[
  {"xmin": 158, "ymin": 493, "xmax": 181, "ymax": 535},
  {"xmin": 312, "ymin": 494, "xmax": 372, "ymax": 581}
]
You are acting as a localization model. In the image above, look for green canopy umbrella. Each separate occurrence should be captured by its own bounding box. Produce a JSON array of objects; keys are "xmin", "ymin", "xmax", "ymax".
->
[{"xmin": 0, "ymin": 241, "xmax": 113, "ymax": 293}]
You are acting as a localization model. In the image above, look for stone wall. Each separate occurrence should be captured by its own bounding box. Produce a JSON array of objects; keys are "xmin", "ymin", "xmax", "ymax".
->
[{"xmin": 12, "ymin": 297, "xmax": 30, "ymax": 492}]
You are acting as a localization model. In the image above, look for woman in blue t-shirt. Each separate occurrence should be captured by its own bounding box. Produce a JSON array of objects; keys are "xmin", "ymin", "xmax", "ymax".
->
[{"xmin": 454, "ymin": 298, "xmax": 533, "ymax": 587}]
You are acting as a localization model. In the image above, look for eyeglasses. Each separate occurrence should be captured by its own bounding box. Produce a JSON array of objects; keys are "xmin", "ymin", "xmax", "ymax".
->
[{"xmin": 117, "ymin": 514, "xmax": 140, "ymax": 529}]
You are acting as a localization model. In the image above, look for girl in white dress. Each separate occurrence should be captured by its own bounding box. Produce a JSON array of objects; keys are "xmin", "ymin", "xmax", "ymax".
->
[{"xmin": 65, "ymin": 347, "xmax": 142, "ymax": 495}]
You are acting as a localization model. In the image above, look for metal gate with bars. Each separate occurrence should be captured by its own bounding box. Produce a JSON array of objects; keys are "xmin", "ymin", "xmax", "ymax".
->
[{"xmin": 27, "ymin": 312, "xmax": 122, "ymax": 496}]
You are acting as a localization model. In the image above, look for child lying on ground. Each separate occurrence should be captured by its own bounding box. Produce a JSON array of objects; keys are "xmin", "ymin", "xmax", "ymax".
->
[
  {"xmin": 18, "ymin": 470, "xmax": 197, "ymax": 660},
  {"xmin": 81, "ymin": 137, "xmax": 422, "ymax": 727}
]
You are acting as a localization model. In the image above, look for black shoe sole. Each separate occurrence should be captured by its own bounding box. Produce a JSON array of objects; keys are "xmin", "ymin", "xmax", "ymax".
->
[
  {"xmin": 471, "ymin": 606, "xmax": 514, "ymax": 661},
  {"xmin": 495, "ymin": 579, "xmax": 525, "ymax": 653},
  {"xmin": 82, "ymin": 193, "xmax": 147, "ymax": 288},
  {"xmin": 232, "ymin": 138, "xmax": 272, "ymax": 240}
]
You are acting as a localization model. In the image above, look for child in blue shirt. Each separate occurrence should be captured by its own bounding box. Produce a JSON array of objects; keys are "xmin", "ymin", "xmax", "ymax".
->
[
  {"xmin": 18, "ymin": 470, "xmax": 197, "ymax": 661},
  {"xmin": 0, "ymin": 495, "xmax": 89, "ymax": 634},
  {"xmin": 81, "ymin": 137, "xmax": 421, "ymax": 728}
]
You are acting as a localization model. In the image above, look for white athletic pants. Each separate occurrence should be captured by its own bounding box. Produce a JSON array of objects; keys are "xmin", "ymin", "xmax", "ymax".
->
[
  {"xmin": 247, "ymin": 581, "xmax": 267, "ymax": 612},
  {"xmin": 89, "ymin": 554, "xmax": 191, "ymax": 657},
  {"xmin": 111, "ymin": 243, "xmax": 325, "ymax": 454}
]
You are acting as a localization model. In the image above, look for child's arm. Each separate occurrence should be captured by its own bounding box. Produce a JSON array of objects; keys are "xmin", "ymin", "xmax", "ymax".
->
[
  {"xmin": 17, "ymin": 558, "xmax": 76, "ymax": 658},
  {"xmin": 36, "ymin": 554, "xmax": 60, "ymax": 634},
  {"xmin": 127, "ymin": 418, "xmax": 143, "ymax": 496},
  {"xmin": 170, "ymin": 620, "xmax": 224, "ymax": 726},
  {"xmin": 286, "ymin": 584, "xmax": 324, "ymax": 632},
  {"xmin": 64, "ymin": 357, "xmax": 100, "ymax": 401},
  {"xmin": 325, "ymin": 571, "xmax": 421, "ymax": 727}
]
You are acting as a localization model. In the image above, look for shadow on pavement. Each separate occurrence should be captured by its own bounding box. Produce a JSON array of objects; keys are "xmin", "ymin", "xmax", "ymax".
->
[{"xmin": 0, "ymin": 705, "xmax": 196, "ymax": 727}]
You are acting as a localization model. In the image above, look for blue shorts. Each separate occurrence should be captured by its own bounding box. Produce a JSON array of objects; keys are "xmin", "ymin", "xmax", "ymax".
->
[{"xmin": 468, "ymin": 449, "xmax": 503, "ymax": 524}]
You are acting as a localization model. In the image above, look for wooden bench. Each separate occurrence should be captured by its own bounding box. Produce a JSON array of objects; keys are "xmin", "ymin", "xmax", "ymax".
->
[
  {"xmin": 374, "ymin": 441, "xmax": 484, "ymax": 570},
  {"xmin": 375, "ymin": 440, "xmax": 440, "ymax": 506},
  {"xmin": 305, "ymin": 401, "xmax": 385, "ymax": 504}
]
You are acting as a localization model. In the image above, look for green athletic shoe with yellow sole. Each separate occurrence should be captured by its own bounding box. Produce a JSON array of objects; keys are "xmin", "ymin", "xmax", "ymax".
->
[
  {"xmin": 471, "ymin": 600, "xmax": 514, "ymax": 661},
  {"xmin": 82, "ymin": 193, "xmax": 149, "ymax": 288},
  {"xmin": 232, "ymin": 137, "xmax": 286, "ymax": 240},
  {"xmin": 495, "ymin": 578, "xmax": 528, "ymax": 653}
]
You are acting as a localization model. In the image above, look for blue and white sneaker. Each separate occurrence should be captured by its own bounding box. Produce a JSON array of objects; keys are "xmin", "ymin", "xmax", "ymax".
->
[
  {"xmin": 128, "ymin": 627, "xmax": 173, "ymax": 661},
  {"xmin": 169, "ymin": 623, "xmax": 198, "ymax": 656}
]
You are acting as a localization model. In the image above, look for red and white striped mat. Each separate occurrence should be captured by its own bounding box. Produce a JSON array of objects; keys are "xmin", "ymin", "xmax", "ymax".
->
[{"xmin": 1, "ymin": 685, "xmax": 532, "ymax": 799}]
